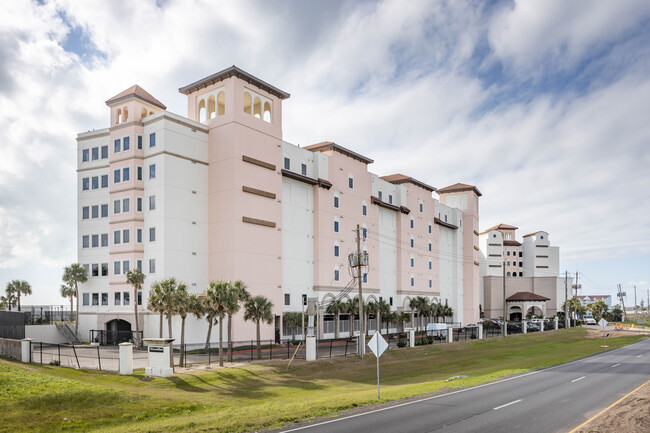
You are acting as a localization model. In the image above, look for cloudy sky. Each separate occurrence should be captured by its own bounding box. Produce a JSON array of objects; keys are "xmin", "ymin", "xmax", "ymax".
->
[{"xmin": 1, "ymin": 0, "xmax": 649, "ymax": 307}]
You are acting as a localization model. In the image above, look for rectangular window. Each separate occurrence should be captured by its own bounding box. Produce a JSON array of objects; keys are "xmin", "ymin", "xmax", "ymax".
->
[
  {"xmin": 83, "ymin": 293, "xmax": 89, "ymax": 306},
  {"xmin": 410, "ymin": 257, "xmax": 414, "ymax": 267},
  {"xmin": 123, "ymin": 198, "xmax": 130, "ymax": 213},
  {"xmin": 149, "ymin": 259, "xmax": 156, "ymax": 273},
  {"xmin": 378, "ymin": 191, "xmax": 383, "ymax": 200},
  {"xmin": 114, "ymin": 230, "xmax": 121, "ymax": 245},
  {"xmin": 82, "ymin": 206, "xmax": 89, "ymax": 220},
  {"xmin": 149, "ymin": 164, "xmax": 156, "ymax": 179},
  {"xmin": 136, "ymin": 228, "xmax": 142, "ymax": 243},
  {"xmin": 149, "ymin": 133, "xmax": 156, "ymax": 147},
  {"xmin": 91, "ymin": 176, "xmax": 99, "ymax": 189},
  {"xmin": 284, "ymin": 157, "xmax": 290, "ymax": 170},
  {"xmin": 410, "ymin": 238, "xmax": 414, "ymax": 248},
  {"xmin": 334, "ymin": 269, "xmax": 340, "ymax": 281},
  {"xmin": 348, "ymin": 176, "xmax": 354, "ymax": 189},
  {"xmin": 123, "ymin": 136, "xmax": 130, "ymax": 151},
  {"xmin": 101, "ymin": 233, "xmax": 108, "ymax": 247},
  {"xmin": 91, "ymin": 234, "xmax": 98, "ymax": 248},
  {"xmin": 92, "ymin": 263, "xmax": 99, "ymax": 276},
  {"xmin": 137, "ymin": 166, "xmax": 142, "ymax": 181},
  {"xmin": 82, "ymin": 149, "xmax": 89, "ymax": 162},
  {"xmin": 334, "ymin": 245, "xmax": 339, "ymax": 257},
  {"xmin": 429, "ymin": 243, "xmax": 432, "ymax": 252},
  {"xmin": 82, "ymin": 235, "xmax": 89, "ymax": 248},
  {"xmin": 284, "ymin": 293, "xmax": 290, "ymax": 306},
  {"xmin": 334, "ymin": 220, "xmax": 339, "ymax": 233},
  {"xmin": 92, "ymin": 147, "xmax": 99, "ymax": 160},
  {"xmin": 388, "ymin": 195, "xmax": 393, "ymax": 204},
  {"xmin": 362, "ymin": 227, "xmax": 367, "ymax": 239},
  {"xmin": 91, "ymin": 205, "xmax": 98, "ymax": 219},
  {"xmin": 92, "ymin": 293, "xmax": 99, "ymax": 306},
  {"xmin": 363, "ymin": 273, "xmax": 368, "ymax": 283},
  {"xmin": 137, "ymin": 135, "xmax": 142, "ymax": 150},
  {"xmin": 123, "ymin": 291, "xmax": 130, "ymax": 306},
  {"xmin": 101, "ymin": 263, "xmax": 108, "ymax": 276},
  {"xmin": 101, "ymin": 204, "xmax": 108, "ymax": 218},
  {"xmin": 333, "ymin": 196, "xmax": 339, "ymax": 208},
  {"xmin": 429, "ymin": 224, "xmax": 432, "ymax": 234},
  {"xmin": 136, "ymin": 259, "xmax": 142, "ymax": 272},
  {"xmin": 149, "ymin": 195, "xmax": 155, "ymax": 210},
  {"xmin": 429, "ymin": 260, "xmax": 432, "ymax": 270},
  {"xmin": 83, "ymin": 264, "xmax": 90, "ymax": 276},
  {"xmin": 137, "ymin": 291, "xmax": 142, "ymax": 306},
  {"xmin": 82, "ymin": 177, "xmax": 89, "ymax": 191},
  {"xmin": 122, "ymin": 260, "xmax": 130, "ymax": 273},
  {"xmin": 362, "ymin": 204, "xmax": 367, "ymax": 216},
  {"xmin": 101, "ymin": 293, "xmax": 108, "ymax": 306},
  {"xmin": 410, "ymin": 219, "xmax": 414, "ymax": 229},
  {"xmin": 429, "ymin": 279, "xmax": 432, "ymax": 288},
  {"xmin": 101, "ymin": 175, "xmax": 108, "ymax": 188},
  {"xmin": 114, "ymin": 261, "xmax": 121, "ymax": 275},
  {"xmin": 101, "ymin": 145, "xmax": 108, "ymax": 159},
  {"xmin": 114, "ymin": 200, "xmax": 121, "ymax": 214},
  {"xmin": 136, "ymin": 197, "xmax": 142, "ymax": 212},
  {"xmin": 420, "ymin": 203, "xmax": 423, "ymax": 212},
  {"xmin": 149, "ymin": 227, "xmax": 156, "ymax": 242},
  {"xmin": 122, "ymin": 167, "xmax": 130, "ymax": 182},
  {"xmin": 114, "ymin": 138, "xmax": 121, "ymax": 153},
  {"xmin": 114, "ymin": 292, "xmax": 121, "ymax": 306},
  {"xmin": 410, "ymin": 277, "xmax": 414, "ymax": 287},
  {"xmin": 114, "ymin": 169, "xmax": 121, "ymax": 183},
  {"xmin": 301, "ymin": 163, "xmax": 307, "ymax": 176},
  {"xmin": 123, "ymin": 229, "xmax": 130, "ymax": 244}
]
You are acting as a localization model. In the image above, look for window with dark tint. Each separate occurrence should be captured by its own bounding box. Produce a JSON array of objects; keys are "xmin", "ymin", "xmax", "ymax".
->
[
  {"xmin": 123, "ymin": 167, "xmax": 130, "ymax": 182},
  {"xmin": 348, "ymin": 176, "xmax": 354, "ymax": 189},
  {"xmin": 149, "ymin": 164, "xmax": 156, "ymax": 179},
  {"xmin": 91, "ymin": 234, "xmax": 98, "ymax": 248},
  {"xmin": 123, "ymin": 292, "xmax": 130, "ymax": 306},
  {"xmin": 137, "ymin": 166, "xmax": 142, "ymax": 181},
  {"xmin": 82, "ymin": 206, "xmax": 89, "ymax": 219},
  {"xmin": 284, "ymin": 293, "xmax": 290, "ymax": 306},
  {"xmin": 334, "ymin": 220, "xmax": 339, "ymax": 232},
  {"xmin": 284, "ymin": 157, "xmax": 290, "ymax": 170},
  {"xmin": 149, "ymin": 195, "xmax": 155, "ymax": 210},
  {"xmin": 388, "ymin": 195, "xmax": 392, "ymax": 204},
  {"xmin": 334, "ymin": 245, "xmax": 339, "ymax": 257},
  {"xmin": 334, "ymin": 196, "xmax": 339, "ymax": 208},
  {"xmin": 150, "ymin": 227, "xmax": 156, "ymax": 242},
  {"xmin": 123, "ymin": 229, "xmax": 130, "ymax": 244},
  {"xmin": 83, "ymin": 293, "xmax": 89, "ymax": 306},
  {"xmin": 114, "ymin": 292, "xmax": 121, "ymax": 306},
  {"xmin": 150, "ymin": 133, "xmax": 156, "ymax": 147},
  {"xmin": 101, "ymin": 175, "xmax": 108, "ymax": 188},
  {"xmin": 92, "ymin": 264, "xmax": 99, "ymax": 276},
  {"xmin": 82, "ymin": 235, "xmax": 89, "ymax": 248},
  {"xmin": 92, "ymin": 293, "xmax": 99, "ymax": 306},
  {"xmin": 101, "ymin": 145, "xmax": 108, "ymax": 159},
  {"xmin": 137, "ymin": 291, "xmax": 142, "ymax": 306},
  {"xmin": 91, "ymin": 176, "xmax": 98, "ymax": 189},
  {"xmin": 301, "ymin": 163, "xmax": 307, "ymax": 176},
  {"xmin": 149, "ymin": 259, "xmax": 156, "ymax": 273},
  {"xmin": 114, "ymin": 230, "xmax": 120, "ymax": 245},
  {"xmin": 82, "ymin": 177, "xmax": 89, "ymax": 190},
  {"xmin": 92, "ymin": 147, "xmax": 99, "ymax": 160},
  {"xmin": 137, "ymin": 135, "xmax": 142, "ymax": 149},
  {"xmin": 101, "ymin": 204, "xmax": 108, "ymax": 218},
  {"xmin": 101, "ymin": 263, "xmax": 108, "ymax": 276},
  {"xmin": 123, "ymin": 136, "xmax": 130, "ymax": 151},
  {"xmin": 82, "ymin": 149, "xmax": 89, "ymax": 162},
  {"xmin": 101, "ymin": 293, "xmax": 108, "ymax": 306},
  {"xmin": 334, "ymin": 269, "xmax": 340, "ymax": 281},
  {"xmin": 362, "ymin": 204, "xmax": 367, "ymax": 216},
  {"xmin": 114, "ymin": 169, "xmax": 121, "ymax": 183},
  {"xmin": 91, "ymin": 205, "xmax": 98, "ymax": 219},
  {"xmin": 114, "ymin": 139, "xmax": 121, "ymax": 153},
  {"xmin": 101, "ymin": 234, "xmax": 108, "ymax": 247},
  {"xmin": 137, "ymin": 197, "xmax": 142, "ymax": 212},
  {"xmin": 114, "ymin": 261, "xmax": 121, "ymax": 275}
]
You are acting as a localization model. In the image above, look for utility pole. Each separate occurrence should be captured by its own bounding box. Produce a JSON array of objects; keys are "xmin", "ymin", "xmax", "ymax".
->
[
  {"xmin": 503, "ymin": 260, "xmax": 507, "ymax": 337},
  {"xmin": 565, "ymin": 270, "xmax": 569, "ymax": 329},
  {"xmin": 634, "ymin": 286, "xmax": 637, "ymax": 316},
  {"xmin": 618, "ymin": 284, "xmax": 627, "ymax": 322},
  {"xmin": 574, "ymin": 272, "xmax": 579, "ymax": 325},
  {"xmin": 356, "ymin": 224, "xmax": 365, "ymax": 359},
  {"xmin": 647, "ymin": 289, "xmax": 649, "ymax": 316}
]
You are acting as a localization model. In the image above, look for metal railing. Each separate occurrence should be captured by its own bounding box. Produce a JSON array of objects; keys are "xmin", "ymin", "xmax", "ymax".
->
[{"xmin": 90, "ymin": 329, "xmax": 143, "ymax": 346}]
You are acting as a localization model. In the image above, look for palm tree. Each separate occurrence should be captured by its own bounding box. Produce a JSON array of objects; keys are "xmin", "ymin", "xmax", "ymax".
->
[
  {"xmin": 443, "ymin": 305, "xmax": 454, "ymax": 323},
  {"xmin": 376, "ymin": 299, "xmax": 390, "ymax": 335},
  {"xmin": 366, "ymin": 300, "xmax": 378, "ymax": 334},
  {"xmin": 59, "ymin": 283, "xmax": 75, "ymax": 320},
  {"xmin": 226, "ymin": 280, "xmax": 250, "ymax": 362},
  {"xmin": 126, "ymin": 269, "xmax": 145, "ymax": 346},
  {"xmin": 180, "ymin": 293, "xmax": 203, "ymax": 367},
  {"xmin": 201, "ymin": 289, "xmax": 219, "ymax": 351},
  {"xmin": 243, "ymin": 295, "xmax": 274, "ymax": 360},
  {"xmin": 345, "ymin": 298, "xmax": 358, "ymax": 337},
  {"xmin": 62, "ymin": 263, "xmax": 88, "ymax": 333},
  {"xmin": 147, "ymin": 284, "xmax": 165, "ymax": 337},
  {"xmin": 1, "ymin": 289, "xmax": 17, "ymax": 311},
  {"xmin": 205, "ymin": 280, "xmax": 231, "ymax": 366},
  {"xmin": 283, "ymin": 312, "xmax": 302, "ymax": 342},
  {"xmin": 409, "ymin": 297, "xmax": 426, "ymax": 331},
  {"xmin": 326, "ymin": 299, "xmax": 346, "ymax": 338},
  {"xmin": 172, "ymin": 284, "xmax": 190, "ymax": 366},
  {"xmin": 6, "ymin": 280, "xmax": 31, "ymax": 312}
]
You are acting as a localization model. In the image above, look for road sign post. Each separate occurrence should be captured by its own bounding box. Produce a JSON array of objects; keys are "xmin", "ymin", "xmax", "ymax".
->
[
  {"xmin": 368, "ymin": 332, "xmax": 388, "ymax": 400},
  {"xmin": 599, "ymin": 318, "xmax": 609, "ymax": 347}
]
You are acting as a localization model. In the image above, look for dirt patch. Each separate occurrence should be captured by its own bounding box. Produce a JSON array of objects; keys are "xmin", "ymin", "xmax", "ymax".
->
[
  {"xmin": 583, "ymin": 329, "xmax": 629, "ymax": 340},
  {"xmin": 174, "ymin": 361, "xmax": 246, "ymax": 374},
  {"xmin": 573, "ymin": 381, "xmax": 650, "ymax": 433}
]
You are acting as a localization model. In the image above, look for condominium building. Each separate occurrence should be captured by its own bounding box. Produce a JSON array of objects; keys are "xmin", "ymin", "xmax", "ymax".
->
[
  {"xmin": 479, "ymin": 224, "xmax": 565, "ymax": 320},
  {"xmin": 76, "ymin": 66, "xmax": 481, "ymax": 344}
]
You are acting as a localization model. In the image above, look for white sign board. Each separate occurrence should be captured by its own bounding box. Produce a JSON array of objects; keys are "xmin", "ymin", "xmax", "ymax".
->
[
  {"xmin": 368, "ymin": 332, "xmax": 388, "ymax": 358},
  {"xmin": 598, "ymin": 318, "xmax": 608, "ymax": 329},
  {"xmin": 426, "ymin": 323, "xmax": 448, "ymax": 331}
]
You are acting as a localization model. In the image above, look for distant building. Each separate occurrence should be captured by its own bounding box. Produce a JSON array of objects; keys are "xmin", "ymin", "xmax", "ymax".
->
[
  {"xmin": 478, "ymin": 224, "xmax": 566, "ymax": 320},
  {"xmin": 577, "ymin": 295, "xmax": 612, "ymax": 309}
]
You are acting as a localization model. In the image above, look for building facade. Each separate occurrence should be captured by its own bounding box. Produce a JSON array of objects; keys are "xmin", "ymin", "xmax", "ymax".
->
[
  {"xmin": 479, "ymin": 224, "xmax": 566, "ymax": 320},
  {"xmin": 76, "ymin": 66, "xmax": 481, "ymax": 344}
]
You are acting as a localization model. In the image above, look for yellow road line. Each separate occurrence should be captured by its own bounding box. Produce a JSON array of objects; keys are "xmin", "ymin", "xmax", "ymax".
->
[{"xmin": 568, "ymin": 379, "xmax": 649, "ymax": 433}]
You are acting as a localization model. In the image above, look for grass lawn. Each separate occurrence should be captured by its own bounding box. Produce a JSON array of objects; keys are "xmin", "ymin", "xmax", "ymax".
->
[{"xmin": 0, "ymin": 328, "xmax": 646, "ymax": 433}]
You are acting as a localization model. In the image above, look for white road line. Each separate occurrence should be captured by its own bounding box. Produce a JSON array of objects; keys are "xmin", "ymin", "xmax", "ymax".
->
[
  {"xmin": 571, "ymin": 376, "xmax": 586, "ymax": 383},
  {"xmin": 493, "ymin": 399, "xmax": 522, "ymax": 410},
  {"xmin": 611, "ymin": 363, "xmax": 621, "ymax": 367},
  {"xmin": 636, "ymin": 355, "xmax": 643, "ymax": 358}
]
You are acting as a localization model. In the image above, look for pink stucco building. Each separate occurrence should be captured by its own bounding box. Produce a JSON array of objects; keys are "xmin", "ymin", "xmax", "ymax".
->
[{"xmin": 76, "ymin": 66, "xmax": 481, "ymax": 343}]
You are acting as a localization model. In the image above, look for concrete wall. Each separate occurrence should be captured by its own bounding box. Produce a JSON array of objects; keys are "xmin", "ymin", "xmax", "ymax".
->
[
  {"xmin": 25, "ymin": 325, "xmax": 69, "ymax": 344},
  {"xmin": 0, "ymin": 338, "xmax": 21, "ymax": 360}
]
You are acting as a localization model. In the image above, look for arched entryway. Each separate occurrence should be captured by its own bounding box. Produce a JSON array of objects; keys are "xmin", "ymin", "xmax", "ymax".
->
[
  {"xmin": 526, "ymin": 306, "xmax": 544, "ymax": 319},
  {"xmin": 509, "ymin": 306, "xmax": 523, "ymax": 322},
  {"xmin": 106, "ymin": 319, "xmax": 132, "ymax": 345}
]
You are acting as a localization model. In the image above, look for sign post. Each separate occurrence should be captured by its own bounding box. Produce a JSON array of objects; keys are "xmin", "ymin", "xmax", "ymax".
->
[
  {"xmin": 598, "ymin": 318, "xmax": 609, "ymax": 347},
  {"xmin": 368, "ymin": 332, "xmax": 388, "ymax": 400}
]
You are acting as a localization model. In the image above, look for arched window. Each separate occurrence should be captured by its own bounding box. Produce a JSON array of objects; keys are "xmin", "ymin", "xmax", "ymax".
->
[
  {"xmin": 116, "ymin": 108, "xmax": 122, "ymax": 124},
  {"xmin": 243, "ymin": 92, "xmax": 252, "ymax": 114},
  {"xmin": 208, "ymin": 95, "xmax": 216, "ymax": 119},
  {"xmin": 333, "ymin": 192, "xmax": 339, "ymax": 208},
  {"xmin": 507, "ymin": 272, "xmax": 511, "ymax": 277},
  {"xmin": 362, "ymin": 223, "xmax": 367, "ymax": 240},
  {"xmin": 253, "ymin": 97, "xmax": 262, "ymax": 118},
  {"xmin": 507, "ymin": 251, "xmax": 510, "ymax": 256},
  {"xmin": 198, "ymin": 99, "xmax": 206, "ymax": 122},
  {"xmin": 217, "ymin": 91, "xmax": 225, "ymax": 116},
  {"xmin": 122, "ymin": 106, "xmax": 128, "ymax": 122},
  {"xmin": 141, "ymin": 108, "xmax": 147, "ymax": 119},
  {"xmin": 263, "ymin": 101, "xmax": 271, "ymax": 123}
]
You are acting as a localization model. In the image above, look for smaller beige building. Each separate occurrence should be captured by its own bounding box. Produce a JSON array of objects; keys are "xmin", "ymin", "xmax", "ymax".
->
[{"xmin": 479, "ymin": 224, "xmax": 566, "ymax": 320}]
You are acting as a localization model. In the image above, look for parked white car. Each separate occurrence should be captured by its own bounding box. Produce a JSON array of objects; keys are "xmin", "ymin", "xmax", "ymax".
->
[{"xmin": 584, "ymin": 318, "xmax": 597, "ymax": 325}]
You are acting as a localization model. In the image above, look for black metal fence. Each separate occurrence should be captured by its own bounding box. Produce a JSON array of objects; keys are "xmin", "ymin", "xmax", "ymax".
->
[
  {"xmin": 0, "ymin": 311, "xmax": 25, "ymax": 339},
  {"xmin": 22, "ymin": 306, "xmax": 74, "ymax": 325},
  {"xmin": 90, "ymin": 330, "xmax": 143, "ymax": 346}
]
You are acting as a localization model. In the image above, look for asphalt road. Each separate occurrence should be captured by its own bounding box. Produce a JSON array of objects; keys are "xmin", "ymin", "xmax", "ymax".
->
[{"xmin": 277, "ymin": 337, "xmax": 650, "ymax": 433}]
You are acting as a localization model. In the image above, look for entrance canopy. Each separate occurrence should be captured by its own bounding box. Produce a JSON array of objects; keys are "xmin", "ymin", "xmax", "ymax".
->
[{"xmin": 506, "ymin": 291, "xmax": 550, "ymax": 319}]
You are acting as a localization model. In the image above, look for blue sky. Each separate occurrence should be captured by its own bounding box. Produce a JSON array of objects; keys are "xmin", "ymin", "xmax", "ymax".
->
[{"xmin": 0, "ymin": 0, "xmax": 648, "ymax": 307}]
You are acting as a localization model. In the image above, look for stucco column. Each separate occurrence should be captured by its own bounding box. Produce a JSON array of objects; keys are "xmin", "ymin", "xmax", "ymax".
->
[
  {"xmin": 554, "ymin": 317, "xmax": 559, "ymax": 330},
  {"xmin": 447, "ymin": 326, "xmax": 453, "ymax": 343},
  {"xmin": 522, "ymin": 321, "xmax": 527, "ymax": 334},
  {"xmin": 305, "ymin": 336, "xmax": 316, "ymax": 361},
  {"xmin": 119, "ymin": 342, "xmax": 133, "ymax": 375},
  {"xmin": 540, "ymin": 320, "xmax": 544, "ymax": 332},
  {"xmin": 478, "ymin": 324, "xmax": 483, "ymax": 339},
  {"xmin": 21, "ymin": 338, "xmax": 32, "ymax": 363},
  {"xmin": 408, "ymin": 329, "xmax": 415, "ymax": 348}
]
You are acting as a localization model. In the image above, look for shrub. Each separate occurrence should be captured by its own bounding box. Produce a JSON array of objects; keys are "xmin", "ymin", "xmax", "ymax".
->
[
  {"xmin": 49, "ymin": 360, "xmax": 60, "ymax": 366},
  {"xmin": 397, "ymin": 339, "xmax": 407, "ymax": 348}
]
